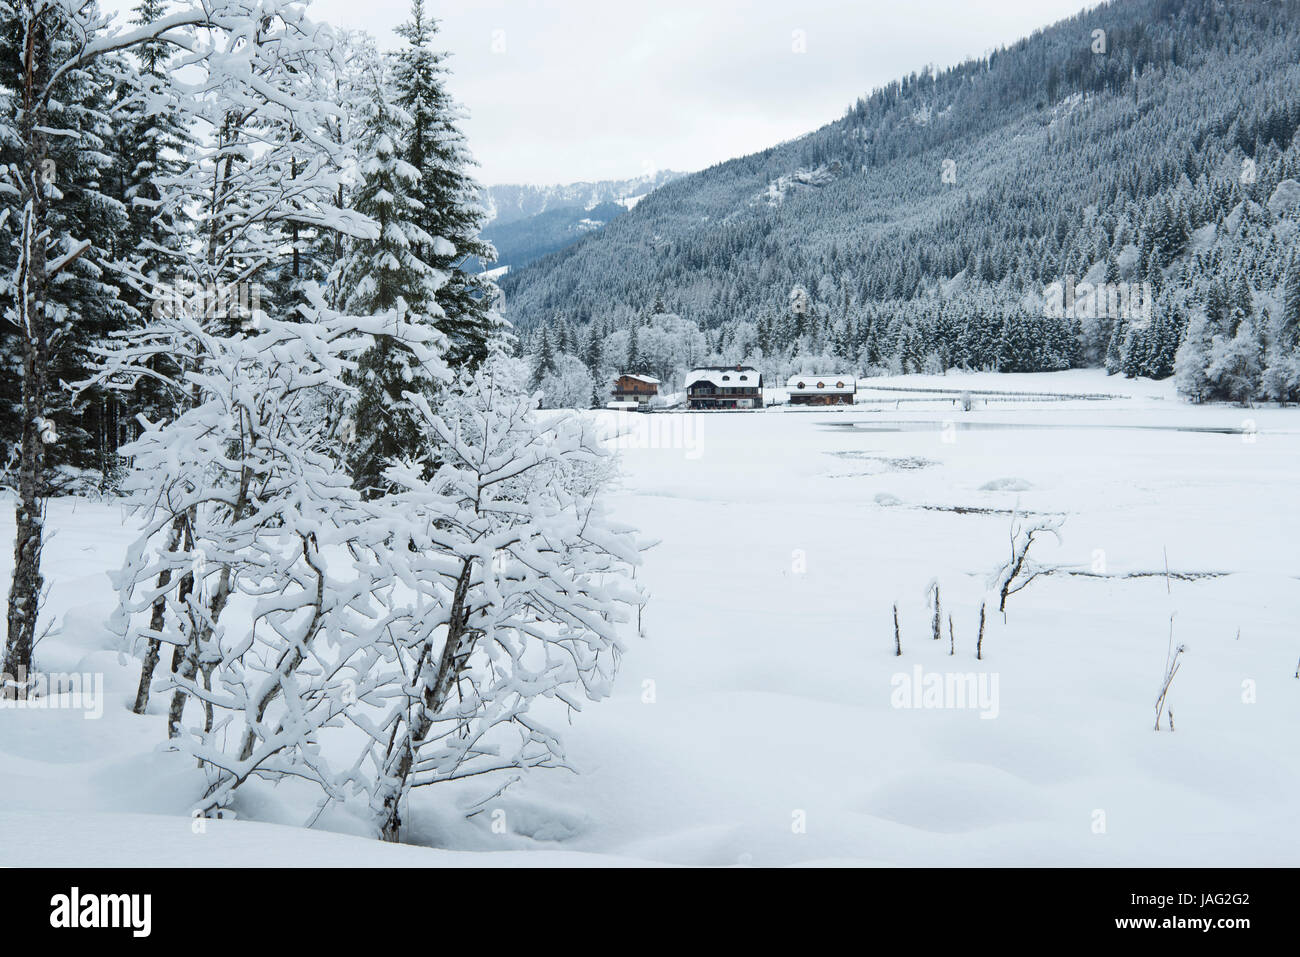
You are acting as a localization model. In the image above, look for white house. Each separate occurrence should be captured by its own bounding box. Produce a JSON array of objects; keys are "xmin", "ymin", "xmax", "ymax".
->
[{"xmin": 685, "ymin": 366, "xmax": 763, "ymax": 410}]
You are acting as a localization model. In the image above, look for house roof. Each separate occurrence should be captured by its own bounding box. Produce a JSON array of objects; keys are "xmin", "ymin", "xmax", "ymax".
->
[
  {"xmin": 685, "ymin": 367, "xmax": 761, "ymax": 388},
  {"xmin": 619, "ymin": 374, "xmax": 660, "ymax": 385},
  {"xmin": 786, "ymin": 374, "xmax": 856, "ymax": 394}
]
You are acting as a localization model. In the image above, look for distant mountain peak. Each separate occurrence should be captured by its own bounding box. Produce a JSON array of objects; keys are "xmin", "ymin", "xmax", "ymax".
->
[{"xmin": 479, "ymin": 170, "xmax": 686, "ymax": 227}]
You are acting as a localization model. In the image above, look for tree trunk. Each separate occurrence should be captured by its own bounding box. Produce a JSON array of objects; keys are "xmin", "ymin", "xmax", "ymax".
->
[
  {"xmin": 164, "ymin": 514, "xmax": 197, "ymax": 737},
  {"xmin": 3, "ymin": 8, "xmax": 51, "ymax": 701},
  {"xmin": 378, "ymin": 558, "xmax": 475, "ymax": 842},
  {"xmin": 132, "ymin": 513, "xmax": 186, "ymax": 714},
  {"xmin": 167, "ymin": 450, "xmax": 251, "ymax": 739}
]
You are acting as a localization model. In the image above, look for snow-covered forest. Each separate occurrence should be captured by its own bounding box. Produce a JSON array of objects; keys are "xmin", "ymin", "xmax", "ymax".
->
[{"xmin": 508, "ymin": 0, "xmax": 1300, "ymax": 409}]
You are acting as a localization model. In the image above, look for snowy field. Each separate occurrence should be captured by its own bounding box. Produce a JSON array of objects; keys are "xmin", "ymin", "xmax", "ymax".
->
[{"xmin": 3, "ymin": 369, "xmax": 1298, "ymax": 866}]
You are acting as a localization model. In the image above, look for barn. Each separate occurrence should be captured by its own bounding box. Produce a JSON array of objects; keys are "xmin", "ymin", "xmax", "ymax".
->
[
  {"xmin": 685, "ymin": 366, "xmax": 763, "ymax": 410},
  {"xmin": 785, "ymin": 374, "xmax": 856, "ymax": 406}
]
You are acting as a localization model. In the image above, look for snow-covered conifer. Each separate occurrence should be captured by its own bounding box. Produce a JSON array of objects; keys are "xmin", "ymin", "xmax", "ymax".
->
[
  {"xmin": 393, "ymin": 0, "xmax": 504, "ymax": 370},
  {"xmin": 335, "ymin": 57, "xmax": 454, "ymax": 495}
]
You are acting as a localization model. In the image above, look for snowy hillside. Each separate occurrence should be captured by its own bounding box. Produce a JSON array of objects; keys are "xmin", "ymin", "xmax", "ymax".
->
[{"xmin": 504, "ymin": 0, "xmax": 1300, "ymax": 409}]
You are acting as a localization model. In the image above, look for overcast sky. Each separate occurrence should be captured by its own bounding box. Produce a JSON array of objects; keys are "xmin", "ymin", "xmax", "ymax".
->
[{"xmin": 114, "ymin": 0, "xmax": 1098, "ymax": 186}]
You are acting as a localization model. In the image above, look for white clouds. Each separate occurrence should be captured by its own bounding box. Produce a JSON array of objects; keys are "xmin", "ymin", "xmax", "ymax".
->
[{"xmin": 107, "ymin": 0, "xmax": 1095, "ymax": 185}]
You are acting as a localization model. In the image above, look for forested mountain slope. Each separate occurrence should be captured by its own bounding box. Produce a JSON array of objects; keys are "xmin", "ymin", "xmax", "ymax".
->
[
  {"xmin": 505, "ymin": 0, "xmax": 1300, "ymax": 404},
  {"xmin": 477, "ymin": 201, "xmax": 629, "ymax": 272}
]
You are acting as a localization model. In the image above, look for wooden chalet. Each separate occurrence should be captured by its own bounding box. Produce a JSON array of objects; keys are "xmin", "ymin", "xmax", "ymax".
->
[{"xmin": 610, "ymin": 373, "xmax": 660, "ymax": 408}]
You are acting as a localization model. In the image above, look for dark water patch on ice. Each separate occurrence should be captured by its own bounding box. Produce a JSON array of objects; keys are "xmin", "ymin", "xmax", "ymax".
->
[
  {"xmin": 827, "ymin": 451, "xmax": 938, "ymax": 471},
  {"xmin": 1045, "ymin": 569, "xmax": 1231, "ymax": 581},
  {"xmin": 910, "ymin": 504, "xmax": 1058, "ymax": 517}
]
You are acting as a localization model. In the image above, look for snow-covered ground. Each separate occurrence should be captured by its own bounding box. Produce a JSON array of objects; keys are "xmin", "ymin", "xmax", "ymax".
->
[{"xmin": 3, "ymin": 369, "xmax": 1298, "ymax": 866}]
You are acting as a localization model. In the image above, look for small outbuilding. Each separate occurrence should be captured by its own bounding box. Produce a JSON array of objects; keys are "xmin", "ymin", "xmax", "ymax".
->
[{"xmin": 785, "ymin": 374, "xmax": 856, "ymax": 406}]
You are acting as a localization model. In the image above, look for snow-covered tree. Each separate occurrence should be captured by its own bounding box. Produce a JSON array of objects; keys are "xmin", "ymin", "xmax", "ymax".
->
[
  {"xmin": 626, "ymin": 325, "xmax": 642, "ymax": 372},
  {"xmin": 539, "ymin": 353, "xmax": 595, "ymax": 409},
  {"xmin": 528, "ymin": 325, "xmax": 557, "ymax": 392},
  {"xmin": 335, "ymin": 59, "xmax": 452, "ymax": 495},
  {"xmin": 79, "ymin": 0, "xmax": 376, "ymax": 711},
  {"xmin": 1173, "ymin": 308, "xmax": 1216, "ymax": 402},
  {"xmin": 355, "ymin": 354, "xmax": 646, "ymax": 841},
  {"xmin": 1280, "ymin": 255, "xmax": 1300, "ymax": 351},
  {"xmin": 393, "ymin": 0, "xmax": 503, "ymax": 370},
  {"xmin": 1263, "ymin": 255, "xmax": 1300, "ymax": 401},
  {"xmin": 104, "ymin": 288, "xmax": 446, "ymax": 814},
  {"xmin": 1205, "ymin": 316, "xmax": 1264, "ymax": 405},
  {"xmin": 1, "ymin": 0, "xmax": 247, "ymax": 696},
  {"xmin": 0, "ymin": 1, "xmax": 140, "ymax": 490}
]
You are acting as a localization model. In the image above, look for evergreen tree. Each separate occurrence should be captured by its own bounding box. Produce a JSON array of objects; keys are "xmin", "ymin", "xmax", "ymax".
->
[
  {"xmin": 1230, "ymin": 276, "xmax": 1254, "ymax": 334},
  {"xmin": 584, "ymin": 320, "xmax": 605, "ymax": 407},
  {"xmin": 1105, "ymin": 316, "xmax": 1126, "ymax": 375},
  {"xmin": 626, "ymin": 325, "xmax": 642, "ymax": 372},
  {"xmin": 530, "ymin": 326, "xmax": 557, "ymax": 392},
  {"xmin": 1174, "ymin": 309, "xmax": 1216, "ymax": 401},
  {"xmin": 1120, "ymin": 320, "xmax": 1145, "ymax": 378},
  {"xmin": 1280, "ymin": 254, "xmax": 1300, "ymax": 350},
  {"xmin": 114, "ymin": 0, "xmax": 192, "ymax": 266},
  {"xmin": 336, "ymin": 70, "xmax": 449, "ymax": 495},
  {"xmin": 1140, "ymin": 298, "xmax": 1182, "ymax": 380},
  {"xmin": 393, "ymin": 0, "xmax": 501, "ymax": 370},
  {"xmin": 103, "ymin": 0, "xmax": 196, "ymax": 461},
  {"xmin": 0, "ymin": 3, "xmax": 133, "ymax": 483}
]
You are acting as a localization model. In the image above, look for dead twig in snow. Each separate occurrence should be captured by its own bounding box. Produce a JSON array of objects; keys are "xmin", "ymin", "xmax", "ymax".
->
[
  {"xmin": 1154, "ymin": 614, "xmax": 1185, "ymax": 731},
  {"xmin": 990, "ymin": 509, "xmax": 1064, "ymax": 617},
  {"xmin": 927, "ymin": 580, "xmax": 942, "ymax": 641}
]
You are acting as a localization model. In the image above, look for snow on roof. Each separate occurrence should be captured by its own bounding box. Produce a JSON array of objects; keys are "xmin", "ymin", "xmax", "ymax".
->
[
  {"xmin": 620, "ymin": 374, "xmax": 660, "ymax": 385},
  {"xmin": 786, "ymin": 374, "xmax": 856, "ymax": 394},
  {"xmin": 685, "ymin": 367, "xmax": 761, "ymax": 388}
]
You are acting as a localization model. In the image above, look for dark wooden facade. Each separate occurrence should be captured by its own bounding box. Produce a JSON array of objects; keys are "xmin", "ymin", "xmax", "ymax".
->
[{"xmin": 611, "ymin": 374, "xmax": 659, "ymax": 407}]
